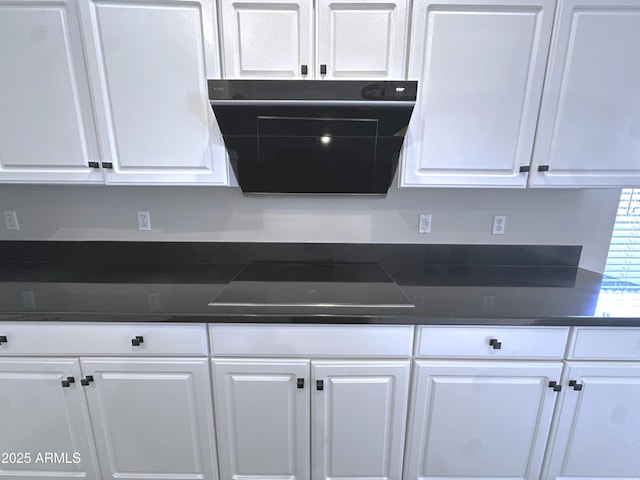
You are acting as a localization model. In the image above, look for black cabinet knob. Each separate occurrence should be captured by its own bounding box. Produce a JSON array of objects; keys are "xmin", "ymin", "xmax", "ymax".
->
[
  {"xmin": 0, "ymin": 335, "xmax": 7, "ymax": 344},
  {"xmin": 568, "ymin": 380, "xmax": 583, "ymax": 391},
  {"xmin": 320, "ymin": 64, "xmax": 327, "ymax": 75},
  {"xmin": 297, "ymin": 378, "xmax": 304, "ymax": 389},
  {"xmin": 489, "ymin": 338, "xmax": 502, "ymax": 349},
  {"xmin": 301, "ymin": 64, "xmax": 308, "ymax": 75},
  {"xmin": 131, "ymin": 336, "xmax": 144, "ymax": 346},
  {"xmin": 316, "ymin": 380, "xmax": 324, "ymax": 391},
  {"xmin": 61, "ymin": 377, "xmax": 74, "ymax": 388}
]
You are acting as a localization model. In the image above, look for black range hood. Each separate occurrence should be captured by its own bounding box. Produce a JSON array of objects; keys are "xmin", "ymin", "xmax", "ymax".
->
[{"xmin": 208, "ymin": 80, "xmax": 417, "ymax": 195}]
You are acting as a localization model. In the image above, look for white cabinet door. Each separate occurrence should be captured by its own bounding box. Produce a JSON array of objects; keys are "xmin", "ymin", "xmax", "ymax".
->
[
  {"xmin": 530, "ymin": 0, "xmax": 640, "ymax": 187},
  {"xmin": 404, "ymin": 360, "xmax": 562, "ymax": 480},
  {"xmin": 542, "ymin": 362, "xmax": 640, "ymax": 479},
  {"xmin": 401, "ymin": 0, "xmax": 555, "ymax": 187},
  {"xmin": 80, "ymin": 358, "xmax": 218, "ymax": 480},
  {"xmin": 0, "ymin": 358, "xmax": 100, "ymax": 478},
  {"xmin": 312, "ymin": 360, "xmax": 410, "ymax": 480},
  {"xmin": 219, "ymin": 0, "xmax": 313, "ymax": 79},
  {"xmin": 317, "ymin": 0, "xmax": 409, "ymax": 79},
  {"xmin": 212, "ymin": 359, "xmax": 310, "ymax": 480},
  {"xmin": 0, "ymin": 0, "xmax": 102, "ymax": 184},
  {"xmin": 78, "ymin": 0, "xmax": 228, "ymax": 185}
]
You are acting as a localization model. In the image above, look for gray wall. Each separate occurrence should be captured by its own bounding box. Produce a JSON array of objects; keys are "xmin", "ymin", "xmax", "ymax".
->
[{"xmin": 0, "ymin": 185, "xmax": 621, "ymax": 272}]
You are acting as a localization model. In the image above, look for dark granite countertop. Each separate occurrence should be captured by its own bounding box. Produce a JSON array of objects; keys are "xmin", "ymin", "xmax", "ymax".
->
[{"xmin": 0, "ymin": 241, "xmax": 637, "ymax": 326}]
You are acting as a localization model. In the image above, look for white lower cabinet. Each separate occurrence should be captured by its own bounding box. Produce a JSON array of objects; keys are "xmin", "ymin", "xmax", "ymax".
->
[
  {"xmin": 81, "ymin": 358, "xmax": 218, "ymax": 480},
  {"xmin": 542, "ymin": 362, "xmax": 640, "ymax": 479},
  {"xmin": 212, "ymin": 359, "xmax": 310, "ymax": 480},
  {"xmin": 0, "ymin": 358, "xmax": 101, "ymax": 479},
  {"xmin": 404, "ymin": 361, "xmax": 562, "ymax": 480},
  {"xmin": 0, "ymin": 323, "xmax": 217, "ymax": 480},
  {"xmin": 312, "ymin": 361, "xmax": 410, "ymax": 480},
  {"xmin": 212, "ymin": 358, "xmax": 410, "ymax": 480}
]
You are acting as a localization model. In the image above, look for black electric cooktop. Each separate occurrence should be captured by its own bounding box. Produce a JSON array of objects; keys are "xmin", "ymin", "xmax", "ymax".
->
[{"xmin": 209, "ymin": 263, "xmax": 414, "ymax": 308}]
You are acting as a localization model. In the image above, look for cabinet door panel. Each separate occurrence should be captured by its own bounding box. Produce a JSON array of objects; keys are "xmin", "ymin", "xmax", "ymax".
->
[
  {"xmin": 312, "ymin": 360, "xmax": 410, "ymax": 480},
  {"xmin": 220, "ymin": 0, "xmax": 313, "ymax": 78},
  {"xmin": 79, "ymin": 0, "xmax": 228, "ymax": 184},
  {"xmin": 404, "ymin": 360, "xmax": 562, "ymax": 480},
  {"xmin": 542, "ymin": 362, "xmax": 640, "ymax": 479},
  {"xmin": 212, "ymin": 359, "xmax": 310, "ymax": 480},
  {"xmin": 402, "ymin": 0, "xmax": 555, "ymax": 187},
  {"xmin": 530, "ymin": 0, "xmax": 640, "ymax": 187},
  {"xmin": 0, "ymin": 0, "xmax": 102, "ymax": 183},
  {"xmin": 0, "ymin": 358, "xmax": 100, "ymax": 478},
  {"xmin": 317, "ymin": 0, "xmax": 408, "ymax": 79},
  {"xmin": 81, "ymin": 358, "xmax": 217, "ymax": 480}
]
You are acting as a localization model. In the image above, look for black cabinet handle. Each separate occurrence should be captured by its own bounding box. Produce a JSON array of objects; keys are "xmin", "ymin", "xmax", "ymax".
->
[
  {"xmin": 548, "ymin": 381, "xmax": 562, "ymax": 392},
  {"xmin": 297, "ymin": 378, "xmax": 304, "ymax": 389},
  {"xmin": 81, "ymin": 375, "xmax": 94, "ymax": 386},
  {"xmin": 131, "ymin": 336, "xmax": 144, "ymax": 346},
  {"xmin": 569, "ymin": 380, "xmax": 583, "ymax": 391},
  {"xmin": 0, "ymin": 335, "xmax": 6, "ymax": 344},
  {"xmin": 61, "ymin": 376, "xmax": 74, "ymax": 388},
  {"xmin": 316, "ymin": 380, "xmax": 324, "ymax": 391},
  {"xmin": 489, "ymin": 338, "xmax": 502, "ymax": 350},
  {"xmin": 538, "ymin": 165, "xmax": 550, "ymax": 172},
  {"xmin": 320, "ymin": 64, "xmax": 327, "ymax": 75},
  {"xmin": 301, "ymin": 64, "xmax": 308, "ymax": 75}
]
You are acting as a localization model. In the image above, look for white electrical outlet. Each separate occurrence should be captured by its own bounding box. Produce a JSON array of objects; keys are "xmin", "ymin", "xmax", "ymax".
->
[
  {"xmin": 492, "ymin": 215, "xmax": 506, "ymax": 235},
  {"xmin": 419, "ymin": 214, "xmax": 432, "ymax": 234},
  {"xmin": 3, "ymin": 210, "xmax": 19, "ymax": 231},
  {"xmin": 137, "ymin": 211, "xmax": 151, "ymax": 231}
]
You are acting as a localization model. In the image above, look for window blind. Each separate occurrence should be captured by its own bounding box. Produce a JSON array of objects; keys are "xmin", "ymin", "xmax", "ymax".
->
[{"xmin": 602, "ymin": 188, "xmax": 640, "ymax": 290}]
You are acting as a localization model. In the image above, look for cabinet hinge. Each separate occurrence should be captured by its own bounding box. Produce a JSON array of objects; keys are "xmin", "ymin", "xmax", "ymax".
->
[{"xmin": 538, "ymin": 165, "xmax": 550, "ymax": 172}]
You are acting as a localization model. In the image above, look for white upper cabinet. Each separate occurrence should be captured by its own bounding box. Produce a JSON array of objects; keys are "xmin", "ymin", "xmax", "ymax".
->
[
  {"xmin": 401, "ymin": 0, "xmax": 556, "ymax": 187},
  {"xmin": 219, "ymin": 0, "xmax": 313, "ymax": 79},
  {"xmin": 219, "ymin": 0, "xmax": 408, "ymax": 79},
  {"xmin": 530, "ymin": 0, "xmax": 640, "ymax": 187},
  {"xmin": 78, "ymin": 0, "xmax": 229, "ymax": 185},
  {"xmin": 317, "ymin": 0, "xmax": 409, "ymax": 79},
  {"xmin": 0, "ymin": 0, "xmax": 102, "ymax": 183}
]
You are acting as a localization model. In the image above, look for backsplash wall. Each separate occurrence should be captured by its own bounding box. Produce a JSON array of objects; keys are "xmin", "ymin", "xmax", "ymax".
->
[{"xmin": 0, "ymin": 185, "xmax": 621, "ymax": 272}]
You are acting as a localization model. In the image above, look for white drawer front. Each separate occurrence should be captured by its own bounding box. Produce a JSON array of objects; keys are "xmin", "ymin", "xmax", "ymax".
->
[
  {"xmin": 568, "ymin": 328, "xmax": 640, "ymax": 360},
  {"xmin": 209, "ymin": 324, "xmax": 414, "ymax": 357},
  {"xmin": 416, "ymin": 326, "xmax": 569, "ymax": 359},
  {"xmin": 0, "ymin": 323, "xmax": 208, "ymax": 356}
]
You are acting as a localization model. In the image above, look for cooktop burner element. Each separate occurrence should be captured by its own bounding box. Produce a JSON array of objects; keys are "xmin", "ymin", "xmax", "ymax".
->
[{"xmin": 209, "ymin": 263, "xmax": 414, "ymax": 308}]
